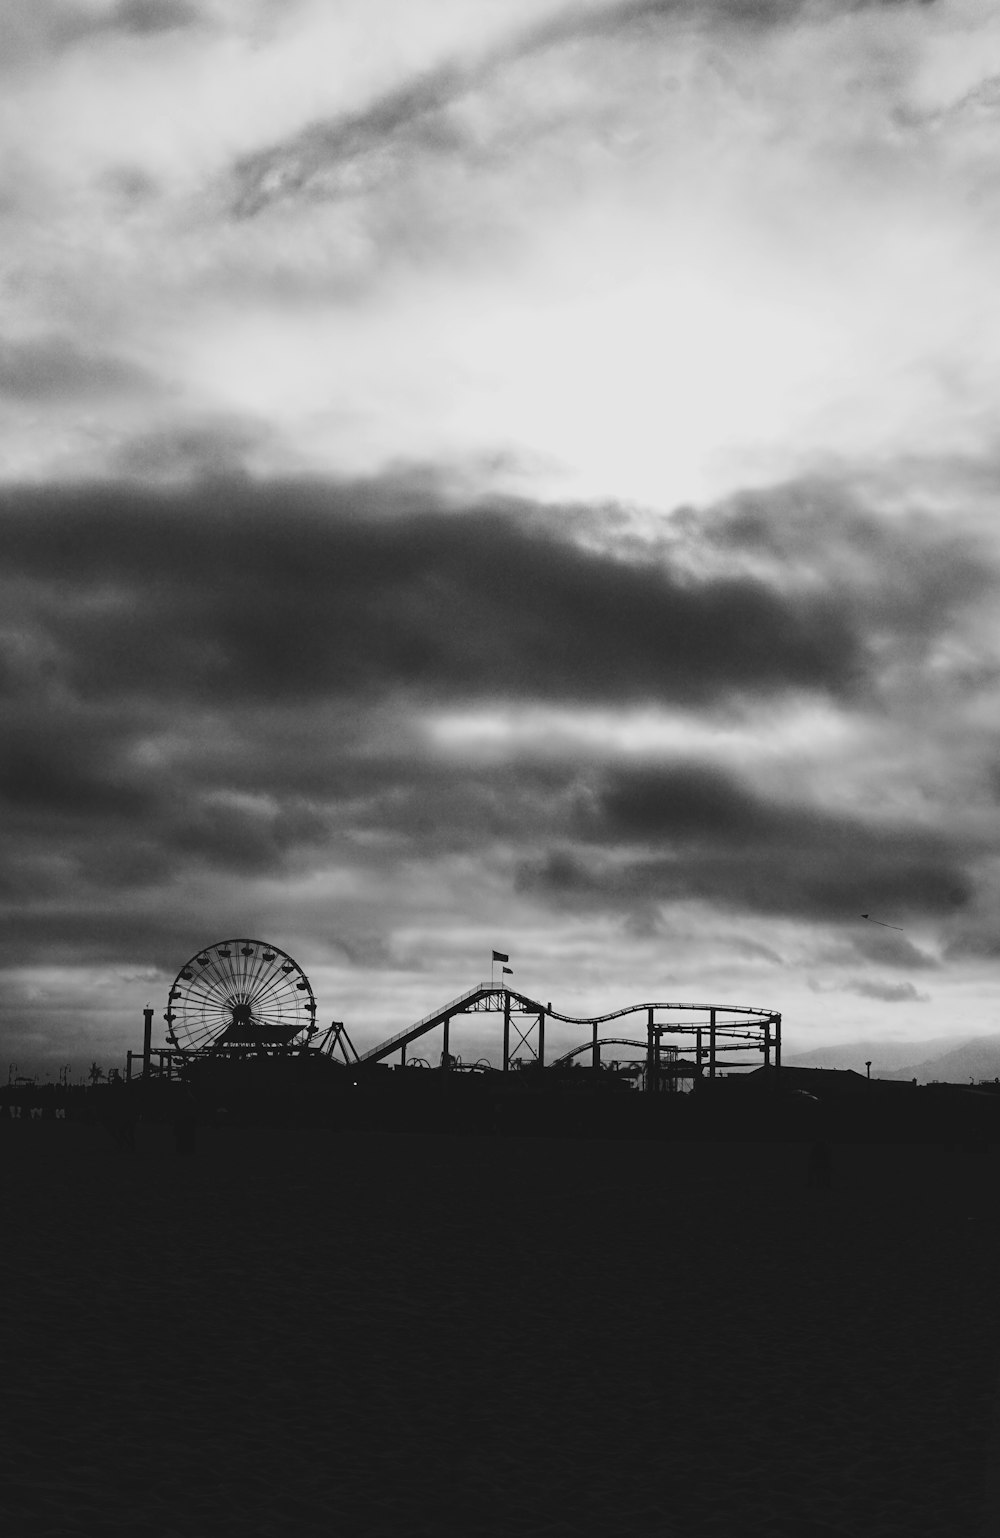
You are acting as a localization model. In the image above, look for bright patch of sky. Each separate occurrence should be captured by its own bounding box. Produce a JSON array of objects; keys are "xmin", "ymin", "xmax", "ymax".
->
[{"xmin": 3, "ymin": 0, "xmax": 1000, "ymax": 505}]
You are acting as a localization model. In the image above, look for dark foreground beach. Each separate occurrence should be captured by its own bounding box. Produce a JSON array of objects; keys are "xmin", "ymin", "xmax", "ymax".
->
[{"xmin": 2, "ymin": 1120, "xmax": 999, "ymax": 1537}]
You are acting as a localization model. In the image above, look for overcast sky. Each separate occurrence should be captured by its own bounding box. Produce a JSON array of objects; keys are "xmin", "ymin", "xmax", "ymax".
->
[{"xmin": 4, "ymin": 0, "xmax": 1000, "ymax": 1074}]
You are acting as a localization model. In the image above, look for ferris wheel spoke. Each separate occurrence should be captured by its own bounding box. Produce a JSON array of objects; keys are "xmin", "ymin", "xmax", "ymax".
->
[
  {"xmin": 248, "ymin": 967, "xmax": 299, "ymax": 1014},
  {"xmin": 219, "ymin": 947, "xmax": 241, "ymax": 998},
  {"xmin": 243, "ymin": 944, "xmax": 271, "ymax": 1003},
  {"xmin": 187, "ymin": 981, "xmax": 222, "ymax": 1011},
  {"xmin": 249, "ymin": 963, "xmax": 303, "ymax": 1014},
  {"xmin": 194, "ymin": 957, "xmax": 227, "ymax": 1001},
  {"xmin": 244, "ymin": 968, "xmax": 281, "ymax": 1011},
  {"xmin": 255, "ymin": 1002, "xmax": 293, "ymax": 1027},
  {"xmin": 236, "ymin": 943, "xmax": 254, "ymax": 998},
  {"xmin": 188, "ymin": 1006, "xmax": 229, "ymax": 1033},
  {"xmin": 181, "ymin": 1015, "xmax": 218, "ymax": 1048}
]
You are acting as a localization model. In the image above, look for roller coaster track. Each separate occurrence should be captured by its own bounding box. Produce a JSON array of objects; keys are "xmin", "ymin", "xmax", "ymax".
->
[
  {"xmin": 356, "ymin": 986, "xmax": 779, "ymax": 1066},
  {"xmin": 355, "ymin": 984, "xmax": 495, "ymax": 1064},
  {"xmin": 549, "ymin": 1037, "xmax": 650, "ymax": 1066}
]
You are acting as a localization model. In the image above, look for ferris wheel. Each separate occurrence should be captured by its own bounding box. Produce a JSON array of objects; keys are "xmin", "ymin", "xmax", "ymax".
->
[{"xmin": 164, "ymin": 939, "xmax": 317, "ymax": 1054}]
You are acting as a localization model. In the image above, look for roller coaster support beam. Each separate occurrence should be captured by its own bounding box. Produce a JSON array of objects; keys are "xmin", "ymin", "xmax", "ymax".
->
[
  {"xmin": 502, "ymin": 989, "xmax": 511, "ymax": 1073},
  {"xmin": 696, "ymin": 1028, "xmax": 703, "ymax": 1080},
  {"xmin": 592, "ymin": 1019, "xmax": 600, "ymax": 1071},
  {"xmin": 539, "ymin": 1007, "xmax": 547, "ymax": 1068},
  {"xmin": 443, "ymin": 1015, "xmax": 450, "ymax": 1065},
  {"xmin": 709, "ymin": 1009, "xmax": 717, "ymax": 1080},
  {"xmin": 143, "ymin": 1007, "xmax": 153, "ymax": 1080},
  {"xmin": 774, "ymin": 1013, "xmax": 782, "ymax": 1075},
  {"xmin": 764, "ymin": 1017, "xmax": 771, "ymax": 1069},
  {"xmin": 646, "ymin": 1007, "xmax": 655, "ymax": 1094}
]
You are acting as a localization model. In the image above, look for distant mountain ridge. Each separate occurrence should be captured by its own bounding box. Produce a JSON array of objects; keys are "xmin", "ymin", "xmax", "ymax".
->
[{"xmin": 783, "ymin": 1034, "xmax": 1000, "ymax": 1085}]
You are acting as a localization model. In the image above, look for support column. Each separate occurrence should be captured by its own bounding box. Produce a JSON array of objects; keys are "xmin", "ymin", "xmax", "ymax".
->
[
  {"xmin": 592, "ymin": 1019, "xmax": 600, "ymax": 1071},
  {"xmin": 400, "ymin": 1041, "xmax": 406, "ymax": 1067},
  {"xmin": 442, "ymin": 1015, "xmax": 450, "ymax": 1069},
  {"xmin": 709, "ymin": 1009, "xmax": 717, "ymax": 1080},
  {"xmin": 646, "ymin": 1007, "xmax": 656, "ymax": 1094},
  {"xmin": 142, "ymin": 1006, "xmax": 153, "ymax": 1080},
  {"xmin": 763, "ymin": 1017, "xmax": 771, "ymax": 1070},
  {"xmin": 696, "ymin": 1028, "xmax": 703, "ymax": 1080},
  {"xmin": 774, "ymin": 1014, "xmax": 781, "ymax": 1075},
  {"xmin": 126, "ymin": 1051, "xmax": 133, "ymax": 1083},
  {"xmin": 538, "ymin": 1009, "xmax": 546, "ymax": 1069},
  {"xmin": 502, "ymin": 989, "xmax": 511, "ymax": 1073}
]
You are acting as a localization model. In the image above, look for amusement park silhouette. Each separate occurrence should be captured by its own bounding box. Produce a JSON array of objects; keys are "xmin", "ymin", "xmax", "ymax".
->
[
  {"xmin": 3, "ymin": 936, "xmax": 1000, "ymax": 1537},
  {"xmin": 140, "ymin": 934, "xmax": 783, "ymax": 1089}
]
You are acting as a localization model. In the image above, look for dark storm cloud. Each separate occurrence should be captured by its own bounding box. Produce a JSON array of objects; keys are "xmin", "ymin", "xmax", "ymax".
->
[
  {"xmin": 0, "ymin": 715, "xmax": 153, "ymax": 818},
  {"xmin": 0, "ymin": 715, "xmax": 581, "ymax": 965},
  {"xmin": 942, "ymin": 926, "xmax": 1000, "ymax": 962},
  {"xmin": 0, "ymin": 469, "xmax": 989, "ymax": 967},
  {"xmin": 0, "ymin": 477, "xmax": 870, "ymax": 708},
  {"xmin": 695, "ymin": 479, "xmax": 991, "ymax": 639},
  {"xmin": 846, "ymin": 928, "xmax": 939, "ymax": 971},
  {"xmin": 518, "ymin": 759, "xmax": 974, "ymax": 924},
  {"xmin": 0, "ymin": 336, "xmax": 154, "ymax": 402}
]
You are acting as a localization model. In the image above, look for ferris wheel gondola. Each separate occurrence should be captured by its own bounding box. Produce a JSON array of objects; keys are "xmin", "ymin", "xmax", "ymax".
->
[{"xmin": 164, "ymin": 938, "xmax": 317, "ymax": 1054}]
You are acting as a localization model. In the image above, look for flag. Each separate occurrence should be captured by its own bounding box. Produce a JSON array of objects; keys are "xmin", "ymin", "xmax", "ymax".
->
[
  {"xmin": 502, "ymin": 966, "xmax": 513, "ymax": 975},
  {"xmin": 492, "ymin": 950, "xmax": 509, "ymax": 962}
]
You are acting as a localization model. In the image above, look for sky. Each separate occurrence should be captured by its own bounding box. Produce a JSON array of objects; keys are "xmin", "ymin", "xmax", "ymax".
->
[{"xmin": 5, "ymin": 0, "xmax": 1000, "ymax": 1075}]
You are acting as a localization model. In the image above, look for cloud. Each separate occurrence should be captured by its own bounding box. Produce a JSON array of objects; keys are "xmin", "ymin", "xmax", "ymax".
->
[
  {"xmin": 0, "ymin": 0, "xmax": 205, "ymax": 66},
  {"xmin": 810, "ymin": 976, "xmax": 930, "ymax": 1002},
  {"xmin": 56, "ymin": 0, "xmax": 204, "ymax": 46},
  {"xmin": 103, "ymin": 0, "xmax": 202, "ymax": 34},
  {"xmin": 836, "ymin": 927, "xmax": 940, "ymax": 970},
  {"xmin": 112, "ymin": 417, "xmax": 276, "ymax": 479},
  {"xmin": 224, "ymin": 0, "xmax": 818, "ymax": 221},
  {"xmin": 229, "ymin": 53, "xmax": 475, "ymax": 219},
  {"xmin": 226, "ymin": 0, "xmax": 942, "ymax": 224},
  {"xmin": 694, "ymin": 477, "xmax": 993, "ymax": 639},
  {"xmin": 0, "ymin": 466, "xmax": 994, "ymax": 1033},
  {"xmin": 0, "ymin": 334, "xmax": 154, "ymax": 401},
  {"xmin": 518, "ymin": 755, "xmax": 976, "ymax": 924},
  {"xmin": 0, "ymin": 475, "xmax": 884, "ymax": 709}
]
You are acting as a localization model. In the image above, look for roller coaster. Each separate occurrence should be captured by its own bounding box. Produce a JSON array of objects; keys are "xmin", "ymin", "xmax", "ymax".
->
[{"xmin": 348, "ymin": 982, "xmax": 780, "ymax": 1087}]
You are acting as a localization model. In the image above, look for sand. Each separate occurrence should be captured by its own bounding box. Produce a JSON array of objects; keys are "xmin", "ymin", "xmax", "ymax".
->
[{"xmin": 1, "ymin": 1118, "xmax": 999, "ymax": 1536}]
